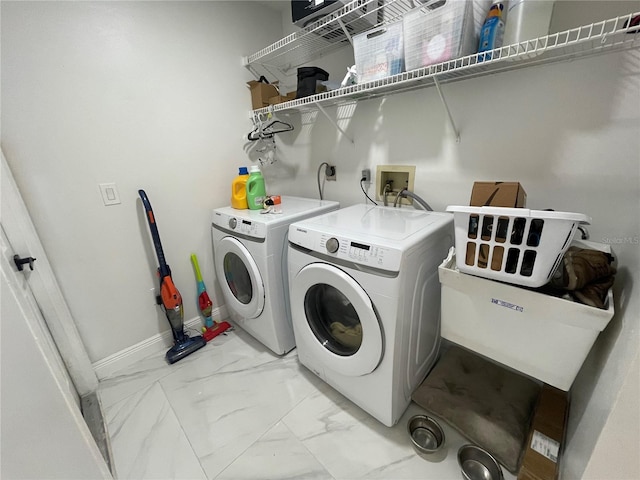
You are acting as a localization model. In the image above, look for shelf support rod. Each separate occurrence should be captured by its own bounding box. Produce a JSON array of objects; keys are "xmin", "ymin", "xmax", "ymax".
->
[
  {"xmin": 336, "ymin": 18, "xmax": 354, "ymax": 46},
  {"xmin": 315, "ymin": 102, "xmax": 354, "ymax": 144},
  {"xmin": 433, "ymin": 76, "xmax": 460, "ymax": 143}
]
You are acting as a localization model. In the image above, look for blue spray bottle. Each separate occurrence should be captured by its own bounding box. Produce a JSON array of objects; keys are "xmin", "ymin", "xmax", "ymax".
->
[{"xmin": 478, "ymin": 1, "xmax": 505, "ymax": 61}]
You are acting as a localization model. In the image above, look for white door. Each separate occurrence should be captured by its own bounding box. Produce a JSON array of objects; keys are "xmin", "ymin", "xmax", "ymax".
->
[
  {"xmin": 1, "ymin": 229, "xmax": 112, "ymax": 479},
  {"xmin": 290, "ymin": 262, "xmax": 383, "ymax": 376},
  {"xmin": 1, "ymin": 151, "xmax": 98, "ymax": 397},
  {"xmin": 214, "ymin": 236, "xmax": 265, "ymax": 319}
]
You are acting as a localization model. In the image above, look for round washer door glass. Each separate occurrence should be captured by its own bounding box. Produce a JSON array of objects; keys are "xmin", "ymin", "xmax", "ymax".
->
[
  {"xmin": 292, "ymin": 262, "xmax": 382, "ymax": 376},
  {"xmin": 224, "ymin": 252, "xmax": 252, "ymax": 304},
  {"xmin": 305, "ymin": 284, "xmax": 363, "ymax": 356},
  {"xmin": 214, "ymin": 236, "xmax": 265, "ymax": 319}
]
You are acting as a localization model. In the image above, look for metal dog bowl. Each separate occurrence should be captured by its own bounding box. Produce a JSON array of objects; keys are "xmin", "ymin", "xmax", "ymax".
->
[
  {"xmin": 407, "ymin": 415, "xmax": 447, "ymax": 462},
  {"xmin": 458, "ymin": 444, "xmax": 504, "ymax": 480}
]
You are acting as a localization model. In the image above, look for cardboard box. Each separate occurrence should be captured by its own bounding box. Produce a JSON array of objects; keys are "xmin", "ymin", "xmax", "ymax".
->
[
  {"xmin": 470, "ymin": 181, "xmax": 527, "ymax": 208},
  {"xmin": 517, "ymin": 385, "xmax": 570, "ymax": 480},
  {"xmin": 247, "ymin": 80, "xmax": 279, "ymax": 110},
  {"xmin": 468, "ymin": 181, "xmax": 526, "ymax": 265},
  {"xmin": 268, "ymin": 92, "xmax": 297, "ymax": 105}
]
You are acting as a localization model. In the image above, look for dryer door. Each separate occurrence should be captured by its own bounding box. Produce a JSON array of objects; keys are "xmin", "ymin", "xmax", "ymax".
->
[
  {"xmin": 291, "ymin": 263, "xmax": 383, "ymax": 377},
  {"xmin": 214, "ymin": 236, "xmax": 265, "ymax": 319}
]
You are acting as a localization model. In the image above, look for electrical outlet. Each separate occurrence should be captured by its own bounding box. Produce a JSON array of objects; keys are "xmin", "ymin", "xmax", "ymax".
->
[
  {"xmin": 325, "ymin": 165, "xmax": 336, "ymax": 181},
  {"xmin": 361, "ymin": 169, "xmax": 370, "ymax": 182},
  {"xmin": 375, "ymin": 165, "xmax": 416, "ymax": 205}
]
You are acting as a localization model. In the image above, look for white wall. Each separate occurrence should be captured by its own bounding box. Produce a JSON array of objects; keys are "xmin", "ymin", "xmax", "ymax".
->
[
  {"xmin": 2, "ymin": 1, "xmax": 639, "ymax": 478},
  {"xmin": 1, "ymin": 1, "xmax": 284, "ymax": 361}
]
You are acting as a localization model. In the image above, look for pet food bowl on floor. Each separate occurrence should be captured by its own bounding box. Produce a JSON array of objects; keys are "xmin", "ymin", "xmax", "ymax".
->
[
  {"xmin": 458, "ymin": 444, "xmax": 504, "ymax": 480},
  {"xmin": 407, "ymin": 415, "xmax": 447, "ymax": 462}
]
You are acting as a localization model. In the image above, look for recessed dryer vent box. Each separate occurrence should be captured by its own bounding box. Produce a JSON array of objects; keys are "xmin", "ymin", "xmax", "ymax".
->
[{"xmin": 376, "ymin": 165, "xmax": 416, "ymax": 206}]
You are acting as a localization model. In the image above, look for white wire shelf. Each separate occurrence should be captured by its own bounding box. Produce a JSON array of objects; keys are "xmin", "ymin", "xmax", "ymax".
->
[
  {"xmin": 249, "ymin": 10, "xmax": 640, "ymax": 119},
  {"xmin": 244, "ymin": 0, "xmax": 413, "ymax": 74}
]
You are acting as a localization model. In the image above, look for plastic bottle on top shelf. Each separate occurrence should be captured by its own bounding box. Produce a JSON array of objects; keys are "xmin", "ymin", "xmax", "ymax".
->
[
  {"xmin": 478, "ymin": 1, "xmax": 506, "ymax": 61},
  {"xmin": 246, "ymin": 165, "xmax": 267, "ymax": 210},
  {"xmin": 231, "ymin": 167, "xmax": 250, "ymax": 209}
]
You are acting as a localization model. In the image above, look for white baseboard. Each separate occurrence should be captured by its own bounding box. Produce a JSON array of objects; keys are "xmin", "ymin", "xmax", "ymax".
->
[{"xmin": 92, "ymin": 306, "xmax": 229, "ymax": 380}]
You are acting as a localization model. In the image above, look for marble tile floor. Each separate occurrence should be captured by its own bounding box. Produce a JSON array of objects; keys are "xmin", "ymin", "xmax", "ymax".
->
[{"xmin": 99, "ymin": 327, "xmax": 517, "ymax": 480}]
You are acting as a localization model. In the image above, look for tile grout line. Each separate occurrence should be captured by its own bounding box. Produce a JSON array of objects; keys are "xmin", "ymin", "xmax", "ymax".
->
[{"xmin": 158, "ymin": 379, "xmax": 210, "ymax": 479}]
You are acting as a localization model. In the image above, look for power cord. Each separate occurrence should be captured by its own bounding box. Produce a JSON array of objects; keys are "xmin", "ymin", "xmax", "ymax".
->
[
  {"xmin": 317, "ymin": 162, "xmax": 329, "ymax": 200},
  {"xmin": 317, "ymin": 162, "xmax": 330, "ymax": 200},
  {"xmin": 360, "ymin": 177, "xmax": 378, "ymax": 205}
]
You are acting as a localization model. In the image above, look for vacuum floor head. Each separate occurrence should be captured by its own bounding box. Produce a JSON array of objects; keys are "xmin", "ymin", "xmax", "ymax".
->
[{"xmin": 166, "ymin": 334, "xmax": 206, "ymax": 364}]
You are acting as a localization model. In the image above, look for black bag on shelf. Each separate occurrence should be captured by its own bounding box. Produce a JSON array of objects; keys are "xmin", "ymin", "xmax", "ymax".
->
[{"xmin": 296, "ymin": 67, "xmax": 329, "ymax": 98}]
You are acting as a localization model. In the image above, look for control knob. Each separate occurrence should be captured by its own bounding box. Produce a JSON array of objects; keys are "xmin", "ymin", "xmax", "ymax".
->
[
  {"xmin": 326, "ymin": 237, "xmax": 339, "ymax": 254},
  {"xmin": 228, "ymin": 218, "xmax": 237, "ymax": 229}
]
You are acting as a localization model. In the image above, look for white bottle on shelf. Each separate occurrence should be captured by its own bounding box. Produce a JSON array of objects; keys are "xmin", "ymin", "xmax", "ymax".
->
[{"xmin": 503, "ymin": 0, "xmax": 556, "ymax": 46}]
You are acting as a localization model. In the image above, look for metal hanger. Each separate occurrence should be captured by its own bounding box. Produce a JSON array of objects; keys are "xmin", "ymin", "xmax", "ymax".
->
[{"xmin": 247, "ymin": 117, "xmax": 294, "ymax": 141}]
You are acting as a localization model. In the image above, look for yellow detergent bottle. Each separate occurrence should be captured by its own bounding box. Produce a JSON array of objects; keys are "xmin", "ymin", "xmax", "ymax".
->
[{"xmin": 231, "ymin": 167, "xmax": 250, "ymax": 209}]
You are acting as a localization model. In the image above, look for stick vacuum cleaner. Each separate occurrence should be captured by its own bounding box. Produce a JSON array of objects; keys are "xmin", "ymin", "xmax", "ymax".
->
[{"xmin": 138, "ymin": 190, "xmax": 206, "ymax": 364}]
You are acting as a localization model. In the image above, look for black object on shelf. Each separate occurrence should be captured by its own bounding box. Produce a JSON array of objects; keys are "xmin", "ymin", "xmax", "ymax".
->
[{"xmin": 296, "ymin": 67, "xmax": 329, "ymax": 98}]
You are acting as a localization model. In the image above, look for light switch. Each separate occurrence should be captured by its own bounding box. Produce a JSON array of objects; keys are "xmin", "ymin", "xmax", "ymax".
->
[{"xmin": 99, "ymin": 183, "xmax": 121, "ymax": 206}]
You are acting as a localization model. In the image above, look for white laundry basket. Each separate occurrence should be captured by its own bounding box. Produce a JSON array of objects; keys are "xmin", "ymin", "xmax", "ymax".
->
[{"xmin": 446, "ymin": 206, "xmax": 591, "ymax": 288}]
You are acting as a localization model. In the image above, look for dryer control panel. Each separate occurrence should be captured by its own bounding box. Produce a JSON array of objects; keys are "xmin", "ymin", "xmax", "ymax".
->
[{"xmin": 212, "ymin": 211, "xmax": 267, "ymax": 239}]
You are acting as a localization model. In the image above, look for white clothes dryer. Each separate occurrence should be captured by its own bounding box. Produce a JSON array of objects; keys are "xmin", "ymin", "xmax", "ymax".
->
[
  {"xmin": 287, "ymin": 204, "xmax": 453, "ymax": 426},
  {"xmin": 212, "ymin": 196, "xmax": 339, "ymax": 355}
]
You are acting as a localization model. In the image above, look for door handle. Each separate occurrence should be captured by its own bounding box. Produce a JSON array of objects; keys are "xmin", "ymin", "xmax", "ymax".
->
[{"xmin": 14, "ymin": 255, "xmax": 36, "ymax": 271}]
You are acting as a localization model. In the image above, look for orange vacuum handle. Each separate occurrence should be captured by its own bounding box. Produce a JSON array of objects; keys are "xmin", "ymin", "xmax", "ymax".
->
[{"xmin": 160, "ymin": 275, "xmax": 182, "ymax": 310}]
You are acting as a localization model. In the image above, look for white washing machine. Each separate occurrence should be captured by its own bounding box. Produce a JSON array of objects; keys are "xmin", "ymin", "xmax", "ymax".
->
[
  {"xmin": 287, "ymin": 204, "xmax": 453, "ymax": 426},
  {"xmin": 212, "ymin": 196, "xmax": 339, "ymax": 355}
]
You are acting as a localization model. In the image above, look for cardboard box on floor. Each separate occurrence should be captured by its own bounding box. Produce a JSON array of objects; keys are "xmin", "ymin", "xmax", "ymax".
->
[
  {"xmin": 247, "ymin": 80, "xmax": 279, "ymax": 110},
  {"xmin": 467, "ymin": 181, "xmax": 527, "ymax": 266},
  {"xmin": 470, "ymin": 181, "xmax": 527, "ymax": 208},
  {"xmin": 517, "ymin": 385, "xmax": 570, "ymax": 480}
]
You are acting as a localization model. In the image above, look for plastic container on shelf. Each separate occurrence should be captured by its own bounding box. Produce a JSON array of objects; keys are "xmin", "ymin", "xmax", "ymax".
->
[
  {"xmin": 445, "ymin": 205, "xmax": 591, "ymax": 288},
  {"xmin": 503, "ymin": 0, "xmax": 556, "ymax": 46},
  {"xmin": 353, "ymin": 20, "xmax": 404, "ymax": 84},
  {"xmin": 231, "ymin": 167, "xmax": 250, "ymax": 209},
  {"xmin": 246, "ymin": 165, "xmax": 267, "ymax": 210},
  {"xmin": 403, "ymin": 0, "xmax": 475, "ymax": 71}
]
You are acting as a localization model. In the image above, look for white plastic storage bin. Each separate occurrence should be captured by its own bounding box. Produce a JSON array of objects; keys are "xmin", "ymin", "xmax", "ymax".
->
[
  {"xmin": 403, "ymin": 0, "xmax": 476, "ymax": 71},
  {"xmin": 353, "ymin": 21, "xmax": 404, "ymax": 84},
  {"xmin": 446, "ymin": 205, "xmax": 591, "ymax": 288},
  {"xmin": 438, "ymin": 248, "xmax": 614, "ymax": 391}
]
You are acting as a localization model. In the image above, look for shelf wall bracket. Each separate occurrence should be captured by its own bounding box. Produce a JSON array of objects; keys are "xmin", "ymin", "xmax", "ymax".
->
[
  {"xmin": 433, "ymin": 76, "xmax": 460, "ymax": 143},
  {"xmin": 336, "ymin": 18, "xmax": 354, "ymax": 46},
  {"xmin": 315, "ymin": 102, "xmax": 355, "ymax": 144}
]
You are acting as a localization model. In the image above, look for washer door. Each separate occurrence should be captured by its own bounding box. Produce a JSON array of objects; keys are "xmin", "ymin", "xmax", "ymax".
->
[
  {"xmin": 291, "ymin": 263, "xmax": 383, "ymax": 377},
  {"xmin": 214, "ymin": 236, "xmax": 265, "ymax": 319}
]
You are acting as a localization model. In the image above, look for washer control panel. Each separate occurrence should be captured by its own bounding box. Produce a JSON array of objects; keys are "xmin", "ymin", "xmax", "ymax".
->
[
  {"xmin": 212, "ymin": 211, "xmax": 266, "ymax": 239},
  {"xmin": 289, "ymin": 226, "xmax": 401, "ymax": 271}
]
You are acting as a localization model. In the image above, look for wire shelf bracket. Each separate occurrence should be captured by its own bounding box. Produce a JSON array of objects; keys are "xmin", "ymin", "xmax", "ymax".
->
[{"xmin": 315, "ymin": 102, "xmax": 355, "ymax": 144}]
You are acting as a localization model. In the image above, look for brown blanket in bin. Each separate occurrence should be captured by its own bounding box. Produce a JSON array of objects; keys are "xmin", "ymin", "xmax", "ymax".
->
[{"xmin": 411, "ymin": 346, "xmax": 540, "ymax": 474}]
